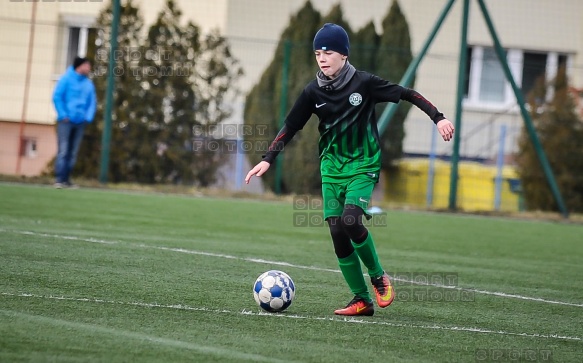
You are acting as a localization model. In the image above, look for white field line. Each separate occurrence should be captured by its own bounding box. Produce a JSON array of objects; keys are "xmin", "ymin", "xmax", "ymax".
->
[
  {"xmin": 1, "ymin": 292, "xmax": 581, "ymax": 343},
  {"xmin": 0, "ymin": 307, "xmax": 297, "ymax": 363},
  {"xmin": 2, "ymin": 228, "xmax": 583, "ymax": 308}
]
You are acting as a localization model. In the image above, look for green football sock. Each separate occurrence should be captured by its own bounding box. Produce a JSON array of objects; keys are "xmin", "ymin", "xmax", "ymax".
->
[
  {"xmin": 352, "ymin": 232, "xmax": 384, "ymax": 278},
  {"xmin": 338, "ymin": 252, "xmax": 371, "ymax": 301}
]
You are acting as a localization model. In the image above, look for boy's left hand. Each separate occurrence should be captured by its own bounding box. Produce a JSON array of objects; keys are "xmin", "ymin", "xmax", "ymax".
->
[{"xmin": 437, "ymin": 119, "xmax": 455, "ymax": 142}]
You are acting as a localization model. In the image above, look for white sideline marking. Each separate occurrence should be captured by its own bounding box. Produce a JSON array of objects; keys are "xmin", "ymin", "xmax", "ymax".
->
[
  {"xmin": 0, "ymin": 308, "xmax": 295, "ymax": 363},
  {"xmin": 14, "ymin": 230, "xmax": 116, "ymax": 244},
  {"xmin": 1, "ymin": 292, "xmax": 581, "ymax": 342},
  {"xmin": 2, "ymin": 228, "xmax": 583, "ymax": 308}
]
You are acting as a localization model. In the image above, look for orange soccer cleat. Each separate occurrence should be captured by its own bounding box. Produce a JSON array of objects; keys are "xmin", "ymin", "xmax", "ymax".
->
[
  {"xmin": 370, "ymin": 272, "xmax": 395, "ymax": 308},
  {"xmin": 334, "ymin": 296, "xmax": 374, "ymax": 316}
]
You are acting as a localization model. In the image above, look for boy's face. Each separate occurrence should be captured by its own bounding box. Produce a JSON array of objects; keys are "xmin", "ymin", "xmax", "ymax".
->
[{"xmin": 314, "ymin": 50, "xmax": 346, "ymax": 79}]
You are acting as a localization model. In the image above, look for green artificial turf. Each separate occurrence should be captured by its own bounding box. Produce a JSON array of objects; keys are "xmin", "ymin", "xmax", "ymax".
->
[{"xmin": 1, "ymin": 183, "xmax": 581, "ymax": 362}]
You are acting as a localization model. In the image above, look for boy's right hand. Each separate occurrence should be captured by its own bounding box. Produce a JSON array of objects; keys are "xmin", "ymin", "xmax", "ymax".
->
[{"xmin": 436, "ymin": 119, "xmax": 455, "ymax": 142}]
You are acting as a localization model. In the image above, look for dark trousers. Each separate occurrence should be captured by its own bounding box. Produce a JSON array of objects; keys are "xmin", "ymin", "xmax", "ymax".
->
[{"xmin": 55, "ymin": 121, "xmax": 86, "ymax": 183}]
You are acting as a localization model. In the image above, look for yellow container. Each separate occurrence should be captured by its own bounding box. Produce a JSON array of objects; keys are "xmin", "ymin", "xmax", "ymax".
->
[{"xmin": 383, "ymin": 159, "xmax": 520, "ymax": 212}]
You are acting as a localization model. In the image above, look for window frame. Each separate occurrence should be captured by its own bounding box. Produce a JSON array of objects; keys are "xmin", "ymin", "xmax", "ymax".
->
[
  {"xmin": 54, "ymin": 14, "xmax": 96, "ymax": 80},
  {"xmin": 20, "ymin": 138, "xmax": 38, "ymax": 159},
  {"xmin": 463, "ymin": 45, "xmax": 572, "ymax": 112}
]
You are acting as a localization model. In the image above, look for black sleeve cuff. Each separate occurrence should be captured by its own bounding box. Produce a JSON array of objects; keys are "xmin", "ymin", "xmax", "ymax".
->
[
  {"xmin": 261, "ymin": 123, "xmax": 298, "ymax": 164},
  {"xmin": 432, "ymin": 113, "xmax": 446, "ymax": 124}
]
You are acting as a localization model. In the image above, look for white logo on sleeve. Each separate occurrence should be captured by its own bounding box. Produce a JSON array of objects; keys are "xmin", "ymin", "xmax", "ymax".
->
[
  {"xmin": 359, "ymin": 197, "xmax": 368, "ymax": 204},
  {"xmin": 349, "ymin": 93, "xmax": 362, "ymax": 106},
  {"xmin": 315, "ymin": 103, "xmax": 327, "ymax": 108}
]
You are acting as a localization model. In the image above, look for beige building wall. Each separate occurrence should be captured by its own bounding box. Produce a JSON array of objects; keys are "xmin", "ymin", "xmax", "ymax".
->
[
  {"xmin": 223, "ymin": 0, "xmax": 582, "ymax": 159},
  {"xmin": 0, "ymin": 0, "xmax": 227, "ymax": 126},
  {"xmin": 0, "ymin": 122, "xmax": 56, "ymax": 176},
  {"xmin": 138, "ymin": 0, "xmax": 228, "ymax": 33},
  {"xmin": 1, "ymin": 0, "xmax": 581, "ymax": 175},
  {"xmin": 0, "ymin": 0, "xmax": 228, "ymax": 176},
  {"xmin": 2, "ymin": 0, "xmax": 581, "ymax": 124}
]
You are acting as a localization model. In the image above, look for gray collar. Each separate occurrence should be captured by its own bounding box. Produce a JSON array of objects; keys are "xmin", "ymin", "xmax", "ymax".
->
[{"xmin": 316, "ymin": 61, "xmax": 356, "ymax": 91}]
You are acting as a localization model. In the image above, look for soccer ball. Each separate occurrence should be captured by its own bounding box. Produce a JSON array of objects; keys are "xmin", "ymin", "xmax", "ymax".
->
[{"xmin": 253, "ymin": 270, "xmax": 295, "ymax": 313}]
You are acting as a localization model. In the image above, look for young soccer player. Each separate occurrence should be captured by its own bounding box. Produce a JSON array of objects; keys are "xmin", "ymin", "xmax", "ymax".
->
[{"xmin": 245, "ymin": 23, "xmax": 454, "ymax": 316}]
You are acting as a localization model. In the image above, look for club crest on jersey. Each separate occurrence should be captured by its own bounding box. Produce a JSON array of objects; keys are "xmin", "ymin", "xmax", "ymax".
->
[{"xmin": 349, "ymin": 93, "xmax": 362, "ymax": 106}]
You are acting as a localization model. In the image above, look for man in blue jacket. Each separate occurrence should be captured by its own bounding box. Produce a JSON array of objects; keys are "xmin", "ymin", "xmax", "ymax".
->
[{"xmin": 52, "ymin": 56, "xmax": 97, "ymax": 188}]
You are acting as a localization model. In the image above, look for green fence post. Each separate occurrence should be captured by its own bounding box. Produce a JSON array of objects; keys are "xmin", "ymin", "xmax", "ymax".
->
[
  {"xmin": 377, "ymin": 0, "xmax": 457, "ymax": 135},
  {"xmin": 448, "ymin": 0, "xmax": 470, "ymax": 211},
  {"xmin": 275, "ymin": 40, "xmax": 291, "ymax": 195},
  {"xmin": 476, "ymin": 0, "xmax": 569, "ymax": 218},
  {"xmin": 99, "ymin": 0, "xmax": 120, "ymax": 184}
]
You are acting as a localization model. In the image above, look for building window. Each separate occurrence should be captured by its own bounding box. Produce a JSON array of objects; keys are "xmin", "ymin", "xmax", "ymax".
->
[
  {"xmin": 66, "ymin": 26, "xmax": 97, "ymax": 68},
  {"xmin": 479, "ymin": 47, "xmax": 506, "ymax": 103},
  {"xmin": 21, "ymin": 138, "xmax": 37, "ymax": 158},
  {"xmin": 57, "ymin": 15, "xmax": 97, "ymax": 73},
  {"xmin": 67, "ymin": 27, "xmax": 81, "ymax": 67},
  {"xmin": 521, "ymin": 52, "xmax": 547, "ymax": 96},
  {"xmin": 464, "ymin": 46, "xmax": 571, "ymax": 109}
]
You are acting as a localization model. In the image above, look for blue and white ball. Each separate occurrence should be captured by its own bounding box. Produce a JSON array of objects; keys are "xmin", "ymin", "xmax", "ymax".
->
[{"xmin": 253, "ymin": 270, "xmax": 295, "ymax": 313}]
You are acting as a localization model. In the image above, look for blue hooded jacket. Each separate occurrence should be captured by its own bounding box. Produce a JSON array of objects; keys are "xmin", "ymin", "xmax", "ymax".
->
[{"xmin": 53, "ymin": 66, "xmax": 97, "ymax": 123}]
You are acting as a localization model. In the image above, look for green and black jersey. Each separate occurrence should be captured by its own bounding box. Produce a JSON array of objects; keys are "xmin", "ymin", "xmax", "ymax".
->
[{"xmin": 262, "ymin": 70, "xmax": 445, "ymax": 183}]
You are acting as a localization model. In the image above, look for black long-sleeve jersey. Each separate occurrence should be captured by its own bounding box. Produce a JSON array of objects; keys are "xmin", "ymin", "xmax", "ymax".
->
[{"xmin": 263, "ymin": 70, "xmax": 445, "ymax": 183}]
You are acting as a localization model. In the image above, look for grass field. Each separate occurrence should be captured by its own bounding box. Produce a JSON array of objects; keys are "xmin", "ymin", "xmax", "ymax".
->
[{"xmin": 0, "ymin": 182, "xmax": 582, "ymax": 362}]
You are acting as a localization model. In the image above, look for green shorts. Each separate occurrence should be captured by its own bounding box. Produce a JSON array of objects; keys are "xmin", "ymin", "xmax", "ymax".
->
[{"xmin": 322, "ymin": 176, "xmax": 376, "ymax": 220}]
